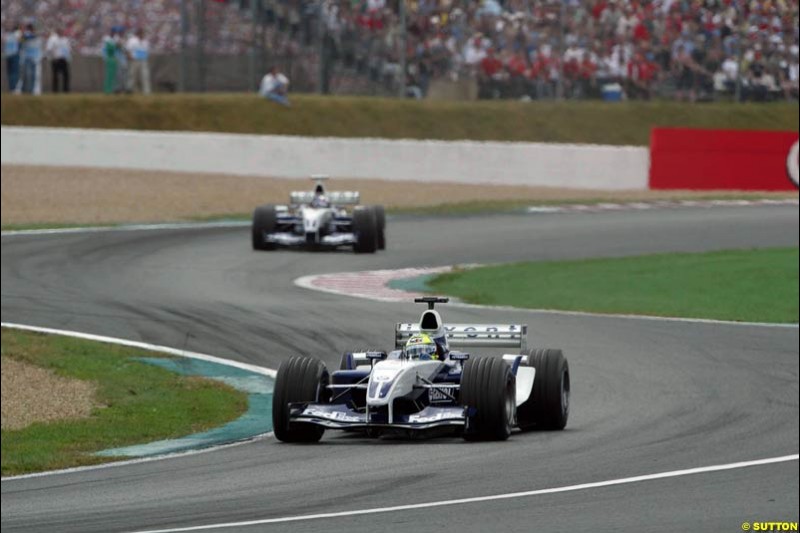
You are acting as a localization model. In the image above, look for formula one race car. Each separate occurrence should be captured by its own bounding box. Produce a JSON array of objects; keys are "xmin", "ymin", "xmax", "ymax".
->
[
  {"xmin": 252, "ymin": 175, "xmax": 385, "ymax": 253},
  {"xmin": 272, "ymin": 297, "xmax": 570, "ymax": 442}
]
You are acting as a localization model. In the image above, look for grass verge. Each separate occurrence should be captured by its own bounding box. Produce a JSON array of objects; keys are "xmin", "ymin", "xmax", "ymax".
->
[
  {"xmin": 2, "ymin": 94, "xmax": 797, "ymax": 145},
  {"xmin": 1, "ymin": 328, "xmax": 248, "ymax": 476},
  {"xmin": 428, "ymin": 248, "xmax": 799, "ymax": 323}
]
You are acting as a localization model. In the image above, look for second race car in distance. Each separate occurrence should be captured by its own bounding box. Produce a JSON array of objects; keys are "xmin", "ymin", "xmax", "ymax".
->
[{"xmin": 252, "ymin": 175, "xmax": 386, "ymax": 253}]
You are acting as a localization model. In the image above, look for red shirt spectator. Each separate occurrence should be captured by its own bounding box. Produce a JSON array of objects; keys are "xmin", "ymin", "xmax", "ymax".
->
[
  {"xmin": 580, "ymin": 55, "xmax": 598, "ymax": 80},
  {"xmin": 633, "ymin": 19, "xmax": 650, "ymax": 42},
  {"xmin": 506, "ymin": 53, "xmax": 527, "ymax": 77},
  {"xmin": 480, "ymin": 51, "xmax": 503, "ymax": 78}
]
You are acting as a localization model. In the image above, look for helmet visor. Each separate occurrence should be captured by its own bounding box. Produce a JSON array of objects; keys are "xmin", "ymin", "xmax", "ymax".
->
[{"xmin": 406, "ymin": 343, "xmax": 437, "ymax": 360}]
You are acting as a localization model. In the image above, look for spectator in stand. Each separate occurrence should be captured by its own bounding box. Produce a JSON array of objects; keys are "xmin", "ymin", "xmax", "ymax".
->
[
  {"xmin": 478, "ymin": 47, "xmax": 505, "ymax": 99},
  {"xmin": 102, "ymin": 27, "xmax": 118, "ymax": 94},
  {"xmin": 746, "ymin": 50, "xmax": 775, "ymax": 102},
  {"xmin": 45, "ymin": 27, "xmax": 71, "ymax": 93},
  {"xmin": 126, "ymin": 28, "xmax": 151, "ymax": 94},
  {"xmin": 533, "ymin": 46, "xmax": 555, "ymax": 99},
  {"xmin": 674, "ymin": 43, "xmax": 697, "ymax": 102},
  {"xmin": 463, "ymin": 34, "xmax": 487, "ymax": 69},
  {"xmin": 115, "ymin": 27, "xmax": 129, "ymax": 93},
  {"xmin": 628, "ymin": 51, "xmax": 657, "ymax": 99},
  {"xmin": 505, "ymin": 49, "xmax": 528, "ymax": 98},
  {"xmin": 4, "ymin": 22, "xmax": 21, "ymax": 93},
  {"xmin": 716, "ymin": 55, "xmax": 738, "ymax": 94},
  {"xmin": 259, "ymin": 65, "xmax": 290, "ymax": 106},
  {"xmin": 578, "ymin": 51, "xmax": 598, "ymax": 99},
  {"xmin": 780, "ymin": 48, "xmax": 799, "ymax": 100},
  {"xmin": 19, "ymin": 22, "xmax": 41, "ymax": 95}
]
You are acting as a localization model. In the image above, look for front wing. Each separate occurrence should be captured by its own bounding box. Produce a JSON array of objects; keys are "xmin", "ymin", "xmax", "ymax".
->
[
  {"xmin": 264, "ymin": 232, "xmax": 356, "ymax": 247},
  {"xmin": 289, "ymin": 402, "xmax": 467, "ymax": 430}
]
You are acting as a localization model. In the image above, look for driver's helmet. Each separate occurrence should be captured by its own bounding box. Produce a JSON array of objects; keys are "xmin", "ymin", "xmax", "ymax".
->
[
  {"xmin": 404, "ymin": 334, "xmax": 439, "ymax": 360},
  {"xmin": 311, "ymin": 194, "xmax": 330, "ymax": 208}
]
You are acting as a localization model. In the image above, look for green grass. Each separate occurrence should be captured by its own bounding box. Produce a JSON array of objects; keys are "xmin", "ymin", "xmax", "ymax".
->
[
  {"xmin": 1, "ymin": 328, "xmax": 248, "ymax": 476},
  {"xmin": 2, "ymin": 93, "xmax": 796, "ymax": 145},
  {"xmin": 428, "ymin": 248, "xmax": 799, "ymax": 323}
]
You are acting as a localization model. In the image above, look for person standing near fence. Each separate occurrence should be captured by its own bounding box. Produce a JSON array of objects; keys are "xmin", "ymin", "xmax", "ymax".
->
[
  {"xmin": 20, "ymin": 23, "xmax": 42, "ymax": 95},
  {"xmin": 115, "ymin": 27, "xmax": 129, "ymax": 93},
  {"xmin": 46, "ymin": 27, "xmax": 71, "ymax": 93},
  {"xmin": 4, "ymin": 23, "xmax": 21, "ymax": 93},
  {"xmin": 126, "ymin": 28, "xmax": 151, "ymax": 94},
  {"xmin": 102, "ymin": 28, "xmax": 118, "ymax": 94}
]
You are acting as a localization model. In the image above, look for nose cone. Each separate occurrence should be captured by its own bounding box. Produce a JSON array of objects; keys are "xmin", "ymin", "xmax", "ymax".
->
[{"xmin": 367, "ymin": 360, "xmax": 404, "ymax": 406}]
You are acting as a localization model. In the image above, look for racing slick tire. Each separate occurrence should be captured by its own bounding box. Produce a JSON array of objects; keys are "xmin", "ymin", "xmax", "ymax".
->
[
  {"xmin": 272, "ymin": 356, "xmax": 330, "ymax": 443},
  {"xmin": 517, "ymin": 349, "xmax": 569, "ymax": 431},
  {"xmin": 373, "ymin": 205, "xmax": 386, "ymax": 250},
  {"xmin": 352, "ymin": 207, "xmax": 378, "ymax": 254},
  {"xmin": 460, "ymin": 356, "xmax": 515, "ymax": 441},
  {"xmin": 252, "ymin": 204, "xmax": 277, "ymax": 251}
]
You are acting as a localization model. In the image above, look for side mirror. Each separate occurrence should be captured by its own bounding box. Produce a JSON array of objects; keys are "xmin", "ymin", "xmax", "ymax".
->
[
  {"xmin": 450, "ymin": 352, "xmax": 469, "ymax": 362},
  {"xmin": 366, "ymin": 351, "xmax": 387, "ymax": 366}
]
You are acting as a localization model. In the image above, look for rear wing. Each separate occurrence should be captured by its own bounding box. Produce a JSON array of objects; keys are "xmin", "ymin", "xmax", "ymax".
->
[
  {"xmin": 395, "ymin": 323, "xmax": 527, "ymax": 350},
  {"xmin": 290, "ymin": 191, "xmax": 361, "ymax": 206}
]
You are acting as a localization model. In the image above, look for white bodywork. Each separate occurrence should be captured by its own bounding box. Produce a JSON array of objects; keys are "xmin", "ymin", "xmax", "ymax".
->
[{"xmin": 367, "ymin": 359, "xmax": 443, "ymax": 423}]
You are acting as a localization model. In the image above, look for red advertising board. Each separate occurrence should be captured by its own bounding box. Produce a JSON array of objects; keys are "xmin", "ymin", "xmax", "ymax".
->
[{"xmin": 649, "ymin": 128, "xmax": 799, "ymax": 191}]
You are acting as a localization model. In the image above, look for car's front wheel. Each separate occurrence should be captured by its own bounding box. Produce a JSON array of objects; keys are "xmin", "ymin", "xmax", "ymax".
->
[
  {"xmin": 352, "ymin": 207, "xmax": 378, "ymax": 254},
  {"xmin": 460, "ymin": 356, "xmax": 515, "ymax": 441},
  {"xmin": 272, "ymin": 356, "xmax": 329, "ymax": 443},
  {"xmin": 252, "ymin": 204, "xmax": 277, "ymax": 251}
]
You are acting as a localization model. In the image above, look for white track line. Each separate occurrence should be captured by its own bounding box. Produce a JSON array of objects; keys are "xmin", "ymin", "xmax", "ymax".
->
[
  {"xmin": 0, "ymin": 220, "xmax": 248, "ymax": 237},
  {"xmin": 448, "ymin": 300, "xmax": 800, "ymax": 329},
  {"xmin": 0, "ymin": 322, "xmax": 276, "ymax": 482},
  {"xmin": 129, "ymin": 454, "xmax": 799, "ymax": 532},
  {"xmin": 294, "ymin": 271, "xmax": 799, "ymax": 329}
]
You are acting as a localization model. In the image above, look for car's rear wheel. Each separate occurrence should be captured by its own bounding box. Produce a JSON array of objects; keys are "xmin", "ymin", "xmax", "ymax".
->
[
  {"xmin": 252, "ymin": 205, "xmax": 277, "ymax": 251},
  {"xmin": 517, "ymin": 348, "xmax": 569, "ymax": 430},
  {"xmin": 352, "ymin": 207, "xmax": 377, "ymax": 254},
  {"xmin": 272, "ymin": 356, "xmax": 329, "ymax": 443},
  {"xmin": 460, "ymin": 356, "xmax": 515, "ymax": 441}
]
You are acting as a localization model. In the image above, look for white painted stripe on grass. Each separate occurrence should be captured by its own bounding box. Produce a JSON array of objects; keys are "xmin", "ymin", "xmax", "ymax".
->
[
  {"xmin": 294, "ymin": 271, "xmax": 799, "ymax": 329},
  {"xmin": 0, "ymin": 322, "xmax": 277, "ymax": 482},
  {"xmin": 447, "ymin": 300, "xmax": 800, "ymax": 329},
  {"xmin": 0, "ymin": 433, "xmax": 272, "ymax": 482},
  {"xmin": 0, "ymin": 220, "xmax": 249, "ymax": 237},
  {"xmin": 1, "ymin": 322, "xmax": 276, "ymax": 377},
  {"xmin": 128, "ymin": 454, "xmax": 799, "ymax": 532},
  {"xmin": 524, "ymin": 198, "xmax": 800, "ymax": 215}
]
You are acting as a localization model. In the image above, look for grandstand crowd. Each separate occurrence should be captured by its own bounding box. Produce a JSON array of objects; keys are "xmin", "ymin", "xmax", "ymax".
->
[{"xmin": 3, "ymin": 0, "xmax": 798, "ymax": 101}]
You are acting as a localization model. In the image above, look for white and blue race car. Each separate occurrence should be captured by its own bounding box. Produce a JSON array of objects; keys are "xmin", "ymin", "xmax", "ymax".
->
[
  {"xmin": 252, "ymin": 176, "xmax": 385, "ymax": 253},
  {"xmin": 272, "ymin": 297, "xmax": 570, "ymax": 442}
]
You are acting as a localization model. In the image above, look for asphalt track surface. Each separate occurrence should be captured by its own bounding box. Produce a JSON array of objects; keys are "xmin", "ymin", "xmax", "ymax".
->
[{"xmin": 2, "ymin": 206, "xmax": 799, "ymax": 533}]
